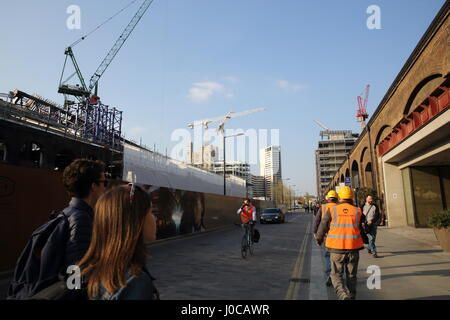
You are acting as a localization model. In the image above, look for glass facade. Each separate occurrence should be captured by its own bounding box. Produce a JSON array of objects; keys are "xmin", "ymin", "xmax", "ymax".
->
[{"xmin": 408, "ymin": 166, "xmax": 449, "ymax": 227}]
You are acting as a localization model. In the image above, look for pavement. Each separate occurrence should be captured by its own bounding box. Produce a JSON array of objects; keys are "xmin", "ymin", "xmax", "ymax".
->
[{"xmin": 310, "ymin": 223, "xmax": 450, "ymax": 300}]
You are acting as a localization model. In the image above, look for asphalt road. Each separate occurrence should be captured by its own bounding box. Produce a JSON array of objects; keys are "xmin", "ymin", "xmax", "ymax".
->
[{"xmin": 145, "ymin": 211, "xmax": 313, "ymax": 300}]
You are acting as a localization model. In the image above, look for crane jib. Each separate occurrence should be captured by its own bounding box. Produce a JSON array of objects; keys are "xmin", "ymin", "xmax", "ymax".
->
[{"xmin": 88, "ymin": 0, "xmax": 155, "ymax": 93}]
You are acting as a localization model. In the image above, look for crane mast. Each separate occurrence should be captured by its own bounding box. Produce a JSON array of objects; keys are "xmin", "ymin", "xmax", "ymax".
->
[
  {"xmin": 356, "ymin": 84, "xmax": 370, "ymax": 130},
  {"xmin": 58, "ymin": 0, "xmax": 154, "ymax": 103}
]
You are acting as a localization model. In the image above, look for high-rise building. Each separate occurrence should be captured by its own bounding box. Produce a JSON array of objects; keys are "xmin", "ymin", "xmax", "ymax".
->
[
  {"xmin": 186, "ymin": 144, "xmax": 219, "ymax": 168},
  {"xmin": 210, "ymin": 161, "xmax": 250, "ymax": 180},
  {"xmin": 259, "ymin": 145, "xmax": 282, "ymax": 200},
  {"xmin": 315, "ymin": 130, "xmax": 358, "ymax": 197},
  {"xmin": 247, "ymin": 174, "xmax": 266, "ymax": 199}
]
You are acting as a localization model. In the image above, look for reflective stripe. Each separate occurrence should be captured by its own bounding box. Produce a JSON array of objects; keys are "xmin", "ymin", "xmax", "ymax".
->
[
  {"xmin": 330, "ymin": 224, "xmax": 358, "ymax": 228},
  {"xmin": 333, "ymin": 206, "xmax": 337, "ymax": 222},
  {"xmin": 327, "ymin": 234, "xmax": 361, "ymax": 239},
  {"xmin": 355, "ymin": 206, "xmax": 359, "ymax": 226}
]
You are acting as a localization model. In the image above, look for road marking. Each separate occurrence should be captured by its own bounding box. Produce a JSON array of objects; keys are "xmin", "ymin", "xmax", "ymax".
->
[{"xmin": 284, "ymin": 221, "xmax": 311, "ymax": 300}]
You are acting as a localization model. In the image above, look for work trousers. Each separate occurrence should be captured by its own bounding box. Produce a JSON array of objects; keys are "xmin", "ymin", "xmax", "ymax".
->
[{"xmin": 330, "ymin": 251, "xmax": 360, "ymax": 300}]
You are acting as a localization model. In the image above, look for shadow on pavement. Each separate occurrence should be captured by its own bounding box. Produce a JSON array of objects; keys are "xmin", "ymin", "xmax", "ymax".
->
[
  {"xmin": 380, "ymin": 269, "xmax": 450, "ymax": 280},
  {"xmin": 378, "ymin": 249, "xmax": 443, "ymax": 256},
  {"xmin": 407, "ymin": 295, "xmax": 450, "ymax": 300},
  {"xmin": 376, "ymin": 261, "xmax": 450, "ymax": 270}
]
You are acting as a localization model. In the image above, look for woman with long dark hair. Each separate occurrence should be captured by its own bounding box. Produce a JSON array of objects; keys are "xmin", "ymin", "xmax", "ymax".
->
[{"xmin": 77, "ymin": 184, "xmax": 158, "ymax": 300}]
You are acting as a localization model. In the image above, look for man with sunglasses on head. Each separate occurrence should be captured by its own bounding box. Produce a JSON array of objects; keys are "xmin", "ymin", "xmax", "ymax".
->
[{"xmin": 62, "ymin": 158, "xmax": 107, "ymax": 267}]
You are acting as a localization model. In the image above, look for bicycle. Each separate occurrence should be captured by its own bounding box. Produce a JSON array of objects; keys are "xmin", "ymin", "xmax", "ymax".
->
[{"xmin": 241, "ymin": 222, "xmax": 254, "ymax": 259}]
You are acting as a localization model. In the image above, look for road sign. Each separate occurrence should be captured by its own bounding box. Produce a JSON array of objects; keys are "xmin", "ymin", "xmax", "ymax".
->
[{"xmin": 345, "ymin": 177, "xmax": 351, "ymax": 187}]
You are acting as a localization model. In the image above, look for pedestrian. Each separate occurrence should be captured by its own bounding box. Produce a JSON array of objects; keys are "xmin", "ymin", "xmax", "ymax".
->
[
  {"xmin": 315, "ymin": 186, "xmax": 367, "ymax": 300},
  {"xmin": 312, "ymin": 190, "xmax": 338, "ymax": 287},
  {"xmin": 77, "ymin": 183, "xmax": 159, "ymax": 300},
  {"xmin": 7, "ymin": 159, "xmax": 107, "ymax": 299},
  {"xmin": 362, "ymin": 195, "xmax": 380, "ymax": 258},
  {"xmin": 62, "ymin": 159, "xmax": 108, "ymax": 267}
]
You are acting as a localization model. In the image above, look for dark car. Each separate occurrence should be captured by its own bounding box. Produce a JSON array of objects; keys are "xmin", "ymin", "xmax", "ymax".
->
[{"xmin": 260, "ymin": 208, "xmax": 285, "ymax": 224}]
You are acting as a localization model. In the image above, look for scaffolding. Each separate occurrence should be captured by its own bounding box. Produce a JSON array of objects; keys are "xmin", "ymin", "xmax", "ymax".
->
[{"xmin": 1, "ymin": 89, "xmax": 122, "ymax": 150}]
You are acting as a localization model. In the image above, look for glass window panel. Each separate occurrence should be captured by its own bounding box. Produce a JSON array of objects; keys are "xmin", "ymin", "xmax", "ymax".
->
[{"xmin": 411, "ymin": 167, "xmax": 443, "ymax": 227}]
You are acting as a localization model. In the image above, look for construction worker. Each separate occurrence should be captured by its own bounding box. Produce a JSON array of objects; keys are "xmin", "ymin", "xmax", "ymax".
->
[
  {"xmin": 312, "ymin": 190, "xmax": 338, "ymax": 287},
  {"xmin": 315, "ymin": 186, "xmax": 367, "ymax": 300}
]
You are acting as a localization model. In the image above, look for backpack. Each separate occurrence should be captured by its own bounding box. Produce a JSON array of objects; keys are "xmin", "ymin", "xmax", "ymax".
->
[
  {"xmin": 7, "ymin": 210, "xmax": 71, "ymax": 300},
  {"xmin": 253, "ymin": 228, "xmax": 260, "ymax": 243}
]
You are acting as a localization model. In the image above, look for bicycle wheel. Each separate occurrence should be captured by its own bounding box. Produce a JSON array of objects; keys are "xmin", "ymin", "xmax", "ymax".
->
[{"xmin": 241, "ymin": 235, "xmax": 248, "ymax": 259}]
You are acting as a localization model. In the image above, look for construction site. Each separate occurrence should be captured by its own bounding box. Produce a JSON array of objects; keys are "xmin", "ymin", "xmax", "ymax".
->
[{"xmin": 0, "ymin": 0, "xmax": 449, "ymax": 304}]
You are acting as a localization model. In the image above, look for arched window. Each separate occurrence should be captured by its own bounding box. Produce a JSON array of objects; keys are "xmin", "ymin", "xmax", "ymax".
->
[
  {"xmin": 351, "ymin": 160, "xmax": 360, "ymax": 188},
  {"xmin": 365, "ymin": 162, "xmax": 373, "ymax": 189}
]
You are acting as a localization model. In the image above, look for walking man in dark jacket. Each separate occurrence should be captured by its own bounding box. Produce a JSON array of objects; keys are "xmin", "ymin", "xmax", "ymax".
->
[
  {"xmin": 62, "ymin": 159, "xmax": 107, "ymax": 267},
  {"xmin": 362, "ymin": 195, "xmax": 380, "ymax": 258},
  {"xmin": 316, "ymin": 186, "xmax": 366, "ymax": 300}
]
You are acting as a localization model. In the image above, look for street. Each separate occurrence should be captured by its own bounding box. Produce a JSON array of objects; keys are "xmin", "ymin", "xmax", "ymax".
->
[{"xmin": 145, "ymin": 211, "xmax": 313, "ymax": 300}]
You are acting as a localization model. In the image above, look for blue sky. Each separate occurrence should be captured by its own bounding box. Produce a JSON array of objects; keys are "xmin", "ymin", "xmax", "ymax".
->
[{"xmin": 0, "ymin": 0, "xmax": 445, "ymax": 195}]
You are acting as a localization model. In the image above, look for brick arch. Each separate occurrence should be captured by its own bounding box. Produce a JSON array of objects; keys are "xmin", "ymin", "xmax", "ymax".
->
[
  {"xmin": 374, "ymin": 125, "xmax": 392, "ymax": 146},
  {"xmin": 360, "ymin": 147, "xmax": 368, "ymax": 163},
  {"xmin": 403, "ymin": 73, "xmax": 443, "ymax": 115}
]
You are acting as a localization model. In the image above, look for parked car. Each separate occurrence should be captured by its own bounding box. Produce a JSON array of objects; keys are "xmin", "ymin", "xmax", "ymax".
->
[{"xmin": 260, "ymin": 208, "xmax": 285, "ymax": 224}]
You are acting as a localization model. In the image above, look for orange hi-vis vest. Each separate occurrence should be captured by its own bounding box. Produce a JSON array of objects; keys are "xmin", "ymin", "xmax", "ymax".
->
[
  {"xmin": 325, "ymin": 203, "xmax": 364, "ymax": 250},
  {"xmin": 321, "ymin": 202, "xmax": 337, "ymax": 218},
  {"xmin": 240, "ymin": 205, "xmax": 255, "ymax": 224}
]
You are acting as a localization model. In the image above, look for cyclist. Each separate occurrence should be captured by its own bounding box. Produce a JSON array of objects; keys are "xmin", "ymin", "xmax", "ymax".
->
[{"xmin": 237, "ymin": 198, "xmax": 257, "ymax": 240}]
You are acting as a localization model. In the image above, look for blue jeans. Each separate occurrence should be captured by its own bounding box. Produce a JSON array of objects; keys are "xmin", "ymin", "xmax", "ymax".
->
[
  {"xmin": 367, "ymin": 224, "xmax": 377, "ymax": 254},
  {"xmin": 323, "ymin": 236, "xmax": 331, "ymax": 277}
]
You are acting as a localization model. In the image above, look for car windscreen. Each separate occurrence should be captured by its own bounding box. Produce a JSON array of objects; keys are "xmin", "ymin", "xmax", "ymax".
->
[{"xmin": 262, "ymin": 209, "xmax": 280, "ymax": 214}]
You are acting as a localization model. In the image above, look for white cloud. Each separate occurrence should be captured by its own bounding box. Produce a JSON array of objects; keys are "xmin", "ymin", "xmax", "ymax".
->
[
  {"xmin": 275, "ymin": 80, "xmax": 305, "ymax": 92},
  {"xmin": 187, "ymin": 81, "xmax": 226, "ymax": 102}
]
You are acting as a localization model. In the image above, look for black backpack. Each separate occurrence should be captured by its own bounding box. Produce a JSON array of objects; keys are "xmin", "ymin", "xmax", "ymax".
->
[
  {"xmin": 7, "ymin": 211, "xmax": 71, "ymax": 300},
  {"xmin": 253, "ymin": 228, "xmax": 260, "ymax": 243}
]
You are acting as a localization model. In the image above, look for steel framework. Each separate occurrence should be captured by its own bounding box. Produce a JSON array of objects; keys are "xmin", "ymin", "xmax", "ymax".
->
[{"xmin": 2, "ymin": 89, "xmax": 122, "ymax": 150}]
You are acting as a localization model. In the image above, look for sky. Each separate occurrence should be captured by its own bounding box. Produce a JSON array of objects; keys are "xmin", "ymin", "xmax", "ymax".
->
[{"xmin": 0, "ymin": 0, "xmax": 446, "ymax": 195}]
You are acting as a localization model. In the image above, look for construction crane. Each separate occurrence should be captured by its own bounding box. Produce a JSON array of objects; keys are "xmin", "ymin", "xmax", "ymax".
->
[
  {"xmin": 314, "ymin": 120, "xmax": 331, "ymax": 131},
  {"xmin": 188, "ymin": 107, "xmax": 266, "ymax": 134},
  {"xmin": 187, "ymin": 107, "xmax": 266, "ymax": 166},
  {"xmin": 356, "ymin": 84, "xmax": 370, "ymax": 130},
  {"xmin": 314, "ymin": 120, "xmax": 334, "ymax": 140},
  {"xmin": 58, "ymin": 0, "xmax": 154, "ymax": 105}
]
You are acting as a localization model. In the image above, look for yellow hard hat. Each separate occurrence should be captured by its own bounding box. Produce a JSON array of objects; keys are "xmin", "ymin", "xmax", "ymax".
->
[
  {"xmin": 326, "ymin": 190, "xmax": 338, "ymax": 199},
  {"xmin": 338, "ymin": 186, "xmax": 353, "ymax": 200}
]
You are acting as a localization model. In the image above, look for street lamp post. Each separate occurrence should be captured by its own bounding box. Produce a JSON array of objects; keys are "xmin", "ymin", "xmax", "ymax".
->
[{"xmin": 223, "ymin": 133, "xmax": 244, "ymax": 195}]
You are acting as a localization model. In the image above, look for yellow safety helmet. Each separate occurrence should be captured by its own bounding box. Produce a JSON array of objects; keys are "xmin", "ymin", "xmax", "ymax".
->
[
  {"xmin": 326, "ymin": 190, "xmax": 338, "ymax": 199},
  {"xmin": 338, "ymin": 186, "xmax": 353, "ymax": 200}
]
